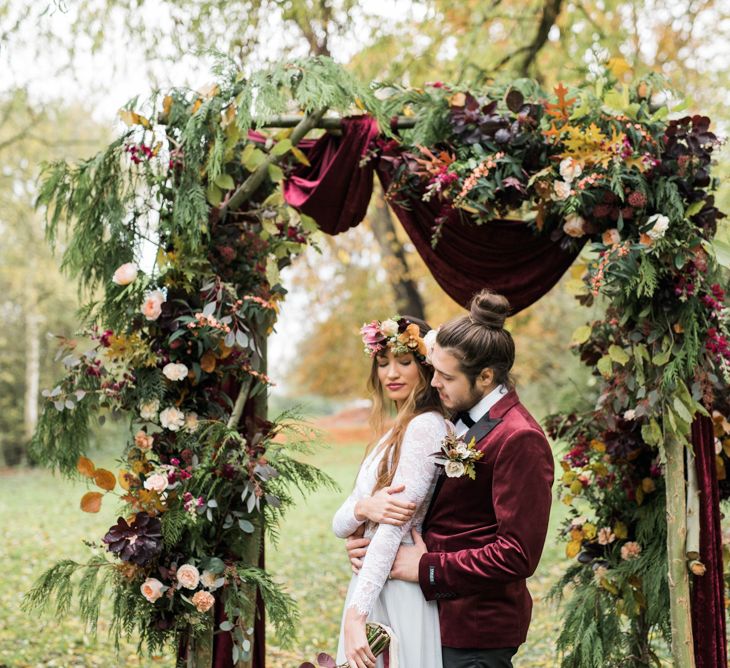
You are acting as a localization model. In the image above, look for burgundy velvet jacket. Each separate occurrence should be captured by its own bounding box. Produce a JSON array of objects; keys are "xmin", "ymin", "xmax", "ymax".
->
[{"xmin": 418, "ymin": 390, "xmax": 554, "ymax": 649}]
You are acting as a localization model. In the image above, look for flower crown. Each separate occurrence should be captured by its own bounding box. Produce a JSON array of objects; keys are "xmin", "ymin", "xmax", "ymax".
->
[{"xmin": 360, "ymin": 316, "xmax": 434, "ymax": 363}]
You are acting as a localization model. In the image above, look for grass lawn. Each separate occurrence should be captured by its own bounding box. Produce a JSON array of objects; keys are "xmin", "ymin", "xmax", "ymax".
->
[{"xmin": 0, "ymin": 427, "xmax": 569, "ymax": 668}]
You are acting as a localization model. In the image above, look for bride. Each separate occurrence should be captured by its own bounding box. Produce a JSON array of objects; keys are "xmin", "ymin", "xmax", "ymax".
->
[{"xmin": 332, "ymin": 315, "xmax": 447, "ymax": 668}]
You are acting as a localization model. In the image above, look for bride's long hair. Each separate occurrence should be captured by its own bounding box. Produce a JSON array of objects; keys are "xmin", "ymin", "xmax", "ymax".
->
[{"xmin": 365, "ymin": 316, "xmax": 443, "ymax": 495}]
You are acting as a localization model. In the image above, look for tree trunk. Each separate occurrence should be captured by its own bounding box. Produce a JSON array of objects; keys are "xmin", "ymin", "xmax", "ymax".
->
[
  {"xmin": 370, "ymin": 188, "xmax": 426, "ymax": 320},
  {"xmin": 664, "ymin": 431, "xmax": 696, "ymax": 668},
  {"xmin": 235, "ymin": 332, "xmax": 267, "ymax": 668}
]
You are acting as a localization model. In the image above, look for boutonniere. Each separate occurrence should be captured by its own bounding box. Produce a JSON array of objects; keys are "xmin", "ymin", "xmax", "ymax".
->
[{"xmin": 434, "ymin": 425, "xmax": 484, "ymax": 480}]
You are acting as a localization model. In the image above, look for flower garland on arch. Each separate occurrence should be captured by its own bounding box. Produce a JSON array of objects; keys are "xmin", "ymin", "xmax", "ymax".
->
[{"xmin": 379, "ymin": 69, "xmax": 729, "ymax": 663}]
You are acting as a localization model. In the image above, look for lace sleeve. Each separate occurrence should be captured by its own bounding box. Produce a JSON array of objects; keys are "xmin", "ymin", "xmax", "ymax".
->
[
  {"xmin": 332, "ymin": 490, "xmax": 365, "ymax": 539},
  {"xmin": 348, "ymin": 412, "xmax": 446, "ymax": 616}
]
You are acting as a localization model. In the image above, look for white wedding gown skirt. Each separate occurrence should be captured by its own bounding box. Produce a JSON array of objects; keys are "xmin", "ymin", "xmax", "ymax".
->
[{"xmin": 336, "ymin": 574, "xmax": 443, "ymax": 668}]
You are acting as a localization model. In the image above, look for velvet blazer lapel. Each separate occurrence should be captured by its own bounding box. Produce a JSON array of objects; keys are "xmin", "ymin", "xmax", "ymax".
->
[{"xmin": 422, "ymin": 390, "xmax": 520, "ymax": 531}]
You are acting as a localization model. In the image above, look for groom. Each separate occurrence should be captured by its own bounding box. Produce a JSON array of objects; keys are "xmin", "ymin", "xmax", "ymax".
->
[{"xmin": 347, "ymin": 289, "xmax": 554, "ymax": 668}]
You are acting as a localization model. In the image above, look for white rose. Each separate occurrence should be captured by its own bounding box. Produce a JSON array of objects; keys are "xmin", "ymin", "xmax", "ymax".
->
[
  {"xmin": 139, "ymin": 399, "xmax": 160, "ymax": 421},
  {"xmin": 646, "ymin": 213, "xmax": 669, "ymax": 240},
  {"xmin": 455, "ymin": 442, "xmax": 469, "ymax": 458},
  {"xmin": 177, "ymin": 563, "xmax": 200, "ymax": 590},
  {"xmin": 559, "ymin": 158, "xmax": 583, "ymax": 183},
  {"xmin": 380, "ymin": 319, "xmax": 399, "ymax": 337},
  {"xmin": 552, "ymin": 180, "xmax": 573, "ymax": 201},
  {"xmin": 423, "ymin": 329, "xmax": 439, "ymax": 363},
  {"xmin": 112, "ymin": 262, "xmax": 138, "ymax": 286},
  {"xmin": 563, "ymin": 213, "xmax": 587, "ymax": 238},
  {"xmin": 444, "ymin": 461, "xmax": 466, "ymax": 478},
  {"xmin": 184, "ymin": 412, "xmax": 199, "ymax": 433},
  {"xmin": 160, "ymin": 406, "xmax": 185, "ymax": 431},
  {"xmin": 200, "ymin": 570, "xmax": 224, "ymax": 591},
  {"xmin": 141, "ymin": 289, "xmax": 166, "ymax": 321},
  {"xmin": 623, "ymin": 409, "xmax": 636, "ymax": 421},
  {"xmin": 140, "ymin": 577, "xmax": 166, "ymax": 602},
  {"xmin": 143, "ymin": 473, "xmax": 169, "ymax": 493},
  {"xmin": 163, "ymin": 362, "xmax": 189, "ymax": 382}
]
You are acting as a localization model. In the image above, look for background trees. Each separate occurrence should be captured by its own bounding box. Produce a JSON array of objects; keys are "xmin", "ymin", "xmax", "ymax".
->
[{"xmin": 0, "ymin": 0, "xmax": 727, "ymax": 464}]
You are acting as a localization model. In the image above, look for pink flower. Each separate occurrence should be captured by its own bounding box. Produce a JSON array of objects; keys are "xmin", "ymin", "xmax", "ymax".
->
[
  {"xmin": 140, "ymin": 577, "xmax": 166, "ymax": 602},
  {"xmin": 191, "ymin": 590, "xmax": 215, "ymax": 612},
  {"xmin": 360, "ymin": 321, "xmax": 386, "ymax": 347},
  {"xmin": 141, "ymin": 290, "xmax": 165, "ymax": 321},
  {"xmin": 112, "ymin": 262, "xmax": 138, "ymax": 286},
  {"xmin": 597, "ymin": 527, "xmax": 616, "ymax": 545},
  {"xmin": 143, "ymin": 473, "xmax": 168, "ymax": 493},
  {"xmin": 620, "ymin": 541, "xmax": 642, "ymax": 560}
]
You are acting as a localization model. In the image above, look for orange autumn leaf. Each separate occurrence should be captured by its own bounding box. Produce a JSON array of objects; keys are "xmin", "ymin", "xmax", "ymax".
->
[
  {"xmin": 94, "ymin": 468, "xmax": 117, "ymax": 491},
  {"xmin": 566, "ymin": 539, "xmax": 582, "ymax": 558},
  {"xmin": 77, "ymin": 456, "xmax": 96, "ymax": 478},
  {"xmin": 118, "ymin": 470, "xmax": 138, "ymax": 491},
  {"xmin": 200, "ymin": 350, "xmax": 217, "ymax": 373},
  {"xmin": 81, "ymin": 491, "xmax": 103, "ymax": 513},
  {"xmin": 545, "ymin": 83, "xmax": 577, "ymax": 120}
]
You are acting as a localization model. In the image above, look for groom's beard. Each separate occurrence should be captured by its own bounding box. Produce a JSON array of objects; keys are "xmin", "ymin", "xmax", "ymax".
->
[{"xmin": 446, "ymin": 384, "xmax": 484, "ymax": 416}]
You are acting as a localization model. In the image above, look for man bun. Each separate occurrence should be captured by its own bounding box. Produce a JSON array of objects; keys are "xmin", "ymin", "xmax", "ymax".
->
[
  {"xmin": 469, "ymin": 290, "xmax": 510, "ymax": 329},
  {"xmin": 436, "ymin": 288, "xmax": 515, "ymax": 388}
]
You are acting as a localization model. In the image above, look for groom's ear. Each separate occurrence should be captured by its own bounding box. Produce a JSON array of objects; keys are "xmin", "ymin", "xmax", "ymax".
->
[{"xmin": 478, "ymin": 367, "xmax": 494, "ymax": 388}]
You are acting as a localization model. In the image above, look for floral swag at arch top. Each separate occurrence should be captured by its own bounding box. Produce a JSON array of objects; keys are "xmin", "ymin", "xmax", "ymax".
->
[{"xmin": 25, "ymin": 57, "xmax": 728, "ymax": 668}]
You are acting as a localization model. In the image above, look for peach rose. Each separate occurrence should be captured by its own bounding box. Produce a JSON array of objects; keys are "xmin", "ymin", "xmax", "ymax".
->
[
  {"xmin": 602, "ymin": 228, "xmax": 621, "ymax": 245},
  {"xmin": 141, "ymin": 290, "xmax": 166, "ymax": 321},
  {"xmin": 112, "ymin": 262, "xmax": 138, "ymax": 286},
  {"xmin": 184, "ymin": 412, "xmax": 199, "ymax": 433},
  {"xmin": 563, "ymin": 214, "xmax": 587, "ymax": 238},
  {"xmin": 177, "ymin": 563, "xmax": 200, "ymax": 589},
  {"xmin": 143, "ymin": 473, "xmax": 168, "ymax": 493},
  {"xmin": 134, "ymin": 430, "xmax": 154, "ymax": 451},
  {"xmin": 140, "ymin": 577, "xmax": 166, "ymax": 603},
  {"xmin": 191, "ymin": 590, "xmax": 215, "ymax": 612},
  {"xmin": 552, "ymin": 180, "xmax": 572, "ymax": 201}
]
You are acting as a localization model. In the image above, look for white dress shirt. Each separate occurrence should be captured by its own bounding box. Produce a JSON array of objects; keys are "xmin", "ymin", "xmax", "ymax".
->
[{"xmin": 454, "ymin": 384, "xmax": 508, "ymax": 436}]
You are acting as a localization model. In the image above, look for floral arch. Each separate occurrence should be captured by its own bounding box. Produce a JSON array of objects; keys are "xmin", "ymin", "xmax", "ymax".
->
[{"xmin": 25, "ymin": 57, "xmax": 729, "ymax": 668}]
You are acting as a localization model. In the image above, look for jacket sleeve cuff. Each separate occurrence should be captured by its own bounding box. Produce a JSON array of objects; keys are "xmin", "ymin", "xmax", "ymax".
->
[{"xmin": 418, "ymin": 552, "xmax": 457, "ymax": 601}]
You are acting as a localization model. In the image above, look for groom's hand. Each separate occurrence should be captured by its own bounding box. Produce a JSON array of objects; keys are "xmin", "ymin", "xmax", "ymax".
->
[
  {"xmin": 346, "ymin": 526, "xmax": 370, "ymax": 574},
  {"xmin": 390, "ymin": 528, "xmax": 427, "ymax": 582}
]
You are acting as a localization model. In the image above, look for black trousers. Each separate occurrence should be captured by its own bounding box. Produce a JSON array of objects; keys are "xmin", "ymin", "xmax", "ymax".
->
[{"xmin": 442, "ymin": 646, "xmax": 518, "ymax": 668}]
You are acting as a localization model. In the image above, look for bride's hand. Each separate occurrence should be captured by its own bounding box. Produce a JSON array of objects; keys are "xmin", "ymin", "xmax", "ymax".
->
[
  {"xmin": 344, "ymin": 606, "xmax": 377, "ymax": 668},
  {"xmin": 354, "ymin": 484, "xmax": 416, "ymax": 525}
]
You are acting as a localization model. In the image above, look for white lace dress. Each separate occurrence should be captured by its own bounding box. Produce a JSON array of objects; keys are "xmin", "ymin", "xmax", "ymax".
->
[{"xmin": 332, "ymin": 411, "xmax": 446, "ymax": 668}]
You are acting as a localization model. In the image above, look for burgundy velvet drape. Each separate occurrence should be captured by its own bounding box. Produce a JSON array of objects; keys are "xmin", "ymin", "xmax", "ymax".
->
[
  {"xmin": 280, "ymin": 115, "xmax": 727, "ymax": 667},
  {"xmin": 283, "ymin": 116, "xmax": 579, "ymax": 314},
  {"xmin": 692, "ymin": 416, "xmax": 727, "ymax": 668}
]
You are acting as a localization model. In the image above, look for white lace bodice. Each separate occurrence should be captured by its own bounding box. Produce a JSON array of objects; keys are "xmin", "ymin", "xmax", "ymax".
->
[{"xmin": 332, "ymin": 411, "xmax": 447, "ymax": 616}]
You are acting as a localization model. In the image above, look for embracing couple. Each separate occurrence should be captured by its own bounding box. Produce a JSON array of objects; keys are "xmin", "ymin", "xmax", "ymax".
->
[{"xmin": 331, "ymin": 289, "xmax": 555, "ymax": 668}]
